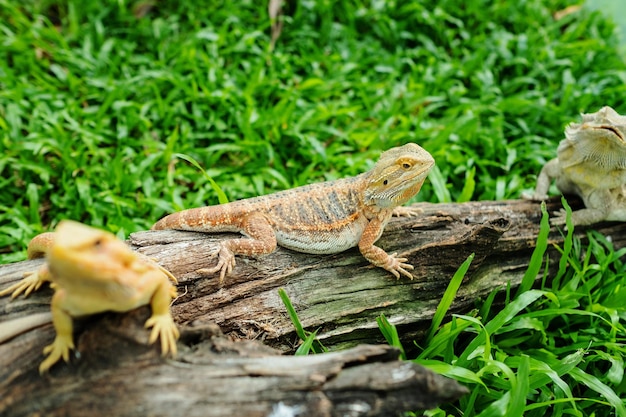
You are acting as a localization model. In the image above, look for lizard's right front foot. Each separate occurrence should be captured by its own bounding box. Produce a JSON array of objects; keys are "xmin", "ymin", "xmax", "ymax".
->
[
  {"xmin": 39, "ymin": 334, "xmax": 75, "ymax": 374},
  {"xmin": 0, "ymin": 270, "xmax": 45, "ymax": 299},
  {"xmin": 197, "ymin": 244, "xmax": 236, "ymax": 284}
]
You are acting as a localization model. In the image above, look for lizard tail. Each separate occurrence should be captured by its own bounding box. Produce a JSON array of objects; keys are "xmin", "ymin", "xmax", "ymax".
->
[
  {"xmin": 151, "ymin": 212, "xmax": 185, "ymax": 230},
  {"xmin": 27, "ymin": 232, "xmax": 56, "ymax": 259},
  {"xmin": 151, "ymin": 206, "xmax": 240, "ymax": 232}
]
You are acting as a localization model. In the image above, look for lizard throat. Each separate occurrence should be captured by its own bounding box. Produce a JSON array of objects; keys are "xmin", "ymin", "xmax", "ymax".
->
[{"xmin": 365, "ymin": 178, "xmax": 426, "ymax": 208}]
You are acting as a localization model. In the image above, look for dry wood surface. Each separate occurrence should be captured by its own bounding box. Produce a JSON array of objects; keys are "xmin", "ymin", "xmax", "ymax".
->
[{"xmin": 3, "ymin": 197, "xmax": 625, "ymax": 416}]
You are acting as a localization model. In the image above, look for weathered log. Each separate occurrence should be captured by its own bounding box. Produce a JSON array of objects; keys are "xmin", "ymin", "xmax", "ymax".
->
[
  {"xmin": 132, "ymin": 197, "xmax": 626, "ymax": 350},
  {"xmin": 2, "ymin": 197, "xmax": 625, "ymax": 416},
  {"xmin": 0, "ymin": 315, "xmax": 467, "ymax": 416}
]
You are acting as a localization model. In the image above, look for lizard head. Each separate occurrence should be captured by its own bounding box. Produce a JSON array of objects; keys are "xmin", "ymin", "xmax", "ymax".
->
[
  {"xmin": 47, "ymin": 220, "xmax": 138, "ymax": 283},
  {"xmin": 364, "ymin": 143, "xmax": 435, "ymax": 208},
  {"xmin": 561, "ymin": 106, "xmax": 626, "ymax": 169}
]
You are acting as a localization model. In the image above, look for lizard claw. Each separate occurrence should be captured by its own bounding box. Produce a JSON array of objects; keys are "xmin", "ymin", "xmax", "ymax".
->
[
  {"xmin": 521, "ymin": 191, "xmax": 548, "ymax": 201},
  {"xmin": 0, "ymin": 270, "xmax": 45, "ymax": 299},
  {"xmin": 392, "ymin": 206, "xmax": 422, "ymax": 217},
  {"xmin": 386, "ymin": 252, "xmax": 414, "ymax": 280},
  {"xmin": 145, "ymin": 313, "xmax": 179, "ymax": 357},
  {"xmin": 197, "ymin": 245, "xmax": 236, "ymax": 284},
  {"xmin": 39, "ymin": 334, "xmax": 75, "ymax": 374},
  {"xmin": 550, "ymin": 209, "xmax": 567, "ymax": 226}
]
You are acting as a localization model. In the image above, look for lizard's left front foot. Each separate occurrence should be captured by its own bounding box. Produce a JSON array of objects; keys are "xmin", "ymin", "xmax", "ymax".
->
[
  {"xmin": 384, "ymin": 253, "xmax": 415, "ymax": 280},
  {"xmin": 145, "ymin": 313, "xmax": 179, "ymax": 356},
  {"xmin": 39, "ymin": 334, "xmax": 75, "ymax": 374}
]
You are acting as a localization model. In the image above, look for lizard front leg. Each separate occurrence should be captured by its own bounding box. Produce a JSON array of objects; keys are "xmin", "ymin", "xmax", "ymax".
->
[
  {"xmin": 524, "ymin": 159, "xmax": 561, "ymax": 200},
  {"xmin": 40, "ymin": 289, "xmax": 75, "ymax": 374},
  {"xmin": 145, "ymin": 278, "xmax": 179, "ymax": 356},
  {"xmin": 198, "ymin": 212, "xmax": 277, "ymax": 283},
  {"xmin": 552, "ymin": 188, "xmax": 612, "ymax": 226},
  {"xmin": 358, "ymin": 217, "xmax": 414, "ymax": 279}
]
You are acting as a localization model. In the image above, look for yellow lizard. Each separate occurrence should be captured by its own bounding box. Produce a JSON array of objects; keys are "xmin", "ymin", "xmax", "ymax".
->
[
  {"xmin": 0, "ymin": 220, "xmax": 179, "ymax": 373},
  {"xmin": 152, "ymin": 143, "xmax": 435, "ymax": 281}
]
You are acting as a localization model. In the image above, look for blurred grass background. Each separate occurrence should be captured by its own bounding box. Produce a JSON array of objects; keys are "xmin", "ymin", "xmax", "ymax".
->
[
  {"xmin": 0, "ymin": 0, "xmax": 625, "ymax": 263},
  {"xmin": 588, "ymin": 0, "xmax": 626, "ymax": 54}
]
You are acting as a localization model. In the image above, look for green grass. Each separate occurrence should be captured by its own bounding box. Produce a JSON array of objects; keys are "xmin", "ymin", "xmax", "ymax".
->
[
  {"xmin": 1, "ymin": 0, "xmax": 626, "ymax": 261},
  {"xmin": 378, "ymin": 203, "xmax": 626, "ymax": 416},
  {"xmin": 2, "ymin": 0, "xmax": 626, "ymax": 414}
]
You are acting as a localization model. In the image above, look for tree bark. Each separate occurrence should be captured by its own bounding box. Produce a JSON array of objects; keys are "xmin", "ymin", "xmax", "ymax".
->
[
  {"xmin": 2, "ymin": 197, "xmax": 625, "ymax": 416},
  {"xmin": 0, "ymin": 318, "xmax": 466, "ymax": 417}
]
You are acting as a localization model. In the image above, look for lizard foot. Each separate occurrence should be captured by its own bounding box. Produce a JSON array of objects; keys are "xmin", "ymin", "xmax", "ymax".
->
[
  {"xmin": 197, "ymin": 245, "xmax": 236, "ymax": 284},
  {"xmin": 521, "ymin": 191, "xmax": 549, "ymax": 201},
  {"xmin": 385, "ymin": 252, "xmax": 415, "ymax": 280},
  {"xmin": 39, "ymin": 334, "xmax": 75, "ymax": 374},
  {"xmin": 392, "ymin": 206, "xmax": 423, "ymax": 217},
  {"xmin": 145, "ymin": 313, "xmax": 179, "ymax": 357},
  {"xmin": 550, "ymin": 209, "xmax": 568, "ymax": 227},
  {"xmin": 0, "ymin": 270, "xmax": 45, "ymax": 299}
]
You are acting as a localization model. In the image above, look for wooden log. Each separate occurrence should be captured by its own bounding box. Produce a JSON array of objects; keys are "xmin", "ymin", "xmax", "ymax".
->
[
  {"xmin": 2, "ymin": 197, "xmax": 625, "ymax": 416},
  {"xmin": 129, "ymin": 197, "xmax": 626, "ymax": 350},
  {"xmin": 0, "ymin": 312, "xmax": 467, "ymax": 416}
]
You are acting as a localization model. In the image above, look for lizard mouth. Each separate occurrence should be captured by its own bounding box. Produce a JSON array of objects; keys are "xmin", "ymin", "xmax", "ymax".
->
[{"xmin": 599, "ymin": 125, "xmax": 625, "ymax": 141}]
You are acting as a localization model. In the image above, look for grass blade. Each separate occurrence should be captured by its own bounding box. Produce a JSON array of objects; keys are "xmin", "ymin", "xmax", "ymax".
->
[
  {"xmin": 173, "ymin": 153, "xmax": 229, "ymax": 204},
  {"xmin": 515, "ymin": 201, "xmax": 549, "ymax": 298},
  {"xmin": 457, "ymin": 290, "xmax": 545, "ymax": 367},
  {"xmin": 426, "ymin": 253, "xmax": 475, "ymax": 344},
  {"xmin": 508, "ymin": 355, "xmax": 529, "ymax": 417},
  {"xmin": 295, "ymin": 330, "xmax": 318, "ymax": 356},
  {"xmin": 278, "ymin": 288, "xmax": 326, "ymax": 354},
  {"xmin": 553, "ymin": 196, "xmax": 574, "ymax": 288},
  {"xmin": 376, "ymin": 313, "xmax": 406, "ymax": 359},
  {"xmin": 417, "ymin": 315, "xmax": 474, "ymax": 360},
  {"xmin": 418, "ymin": 359, "xmax": 486, "ymax": 388},
  {"xmin": 568, "ymin": 367, "xmax": 626, "ymax": 417}
]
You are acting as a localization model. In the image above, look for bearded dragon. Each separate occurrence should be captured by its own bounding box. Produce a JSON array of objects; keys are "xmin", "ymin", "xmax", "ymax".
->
[
  {"xmin": 527, "ymin": 106, "xmax": 626, "ymax": 226},
  {"xmin": 152, "ymin": 143, "xmax": 435, "ymax": 281},
  {"xmin": 0, "ymin": 220, "xmax": 179, "ymax": 373}
]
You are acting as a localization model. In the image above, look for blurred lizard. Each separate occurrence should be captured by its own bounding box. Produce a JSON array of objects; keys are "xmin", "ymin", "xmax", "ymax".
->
[
  {"xmin": 153, "ymin": 143, "xmax": 435, "ymax": 281},
  {"xmin": 0, "ymin": 220, "xmax": 179, "ymax": 373},
  {"xmin": 526, "ymin": 106, "xmax": 626, "ymax": 226}
]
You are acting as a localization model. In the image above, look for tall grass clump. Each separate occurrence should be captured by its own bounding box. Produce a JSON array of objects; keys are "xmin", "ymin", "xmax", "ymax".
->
[{"xmin": 380, "ymin": 203, "xmax": 626, "ymax": 416}]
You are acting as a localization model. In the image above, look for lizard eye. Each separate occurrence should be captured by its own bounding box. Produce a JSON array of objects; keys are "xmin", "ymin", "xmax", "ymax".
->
[
  {"xmin": 383, "ymin": 180, "xmax": 389, "ymax": 185},
  {"xmin": 402, "ymin": 162, "xmax": 412, "ymax": 169}
]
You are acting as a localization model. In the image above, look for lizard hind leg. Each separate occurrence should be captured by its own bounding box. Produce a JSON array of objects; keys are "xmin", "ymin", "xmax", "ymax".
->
[
  {"xmin": 197, "ymin": 213, "xmax": 277, "ymax": 284},
  {"xmin": 197, "ymin": 244, "xmax": 237, "ymax": 284}
]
